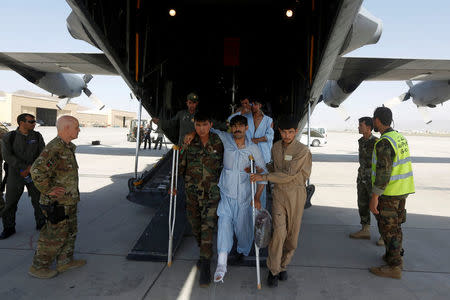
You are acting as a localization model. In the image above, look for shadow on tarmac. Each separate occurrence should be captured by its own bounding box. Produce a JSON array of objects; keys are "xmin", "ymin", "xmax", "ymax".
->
[{"xmin": 0, "ymin": 166, "xmax": 449, "ymax": 298}]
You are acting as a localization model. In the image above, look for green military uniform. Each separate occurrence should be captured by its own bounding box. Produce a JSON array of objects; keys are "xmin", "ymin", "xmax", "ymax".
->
[
  {"xmin": 357, "ymin": 134, "xmax": 378, "ymax": 225},
  {"xmin": 30, "ymin": 136, "xmax": 80, "ymax": 269},
  {"xmin": 1, "ymin": 129, "xmax": 45, "ymax": 229},
  {"xmin": 372, "ymin": 128, "xmax": 413, "ymax": 267},
  {"xmin": 0, "ymin": 125, "xmax": 8, "ymax": 211},
  {"xmin": 160, "ymin": 109, "xmax": 196, "ymax": 145},
  {"xmin": 179, "ymin": 133, "xmax": 224, "ymax": 259}
]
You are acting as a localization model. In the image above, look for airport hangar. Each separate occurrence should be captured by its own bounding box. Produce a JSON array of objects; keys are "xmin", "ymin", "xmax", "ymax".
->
[{"xmin": 0, "ymin": 90, "xmax": 136, "ymax": 127}]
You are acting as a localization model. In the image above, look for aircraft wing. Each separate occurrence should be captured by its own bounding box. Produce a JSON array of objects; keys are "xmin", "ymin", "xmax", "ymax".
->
[
  {"xmin": 331, "ymin": 57, "xmax": 450, "ymax": 81},
  {"xmin": 0, "ymin": 52, "xmax": 117, "ymax": 75}
]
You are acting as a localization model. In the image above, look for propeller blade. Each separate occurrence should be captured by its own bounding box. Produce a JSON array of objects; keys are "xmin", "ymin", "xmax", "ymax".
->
[
  {"xmin": 336, "ymin": 105, "xmax": 350, "ymax": 121},
  {"xmin": 384, "ymin": 92, "xmax": 410, "ymax": 108},
  {"xmin": 88, "ymin": 93, "xmax": 105, "ymax": 110},
  {"xmin": 56, "ymin": 98, "xmax": 70, "ymax": 110},
  {"xmin": 417, "ymin": 106, "xmax": 432, "ymax": 124},
  {"xmin": 406, "ymin": 80, "xmax": 414, "ymax": 88},
  {"xmin": 83, "ymin": 74, "xmax": 93, "ymax": 84}
]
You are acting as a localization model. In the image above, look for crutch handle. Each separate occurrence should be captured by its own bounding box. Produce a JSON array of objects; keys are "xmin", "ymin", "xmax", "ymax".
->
[
  {"xmin": 173, "ymin": 145, "xmax": 180, "ymax": 150},
  {"xmin": 248, "ymin": 155, "xmax": 255, "ymax": 161}
]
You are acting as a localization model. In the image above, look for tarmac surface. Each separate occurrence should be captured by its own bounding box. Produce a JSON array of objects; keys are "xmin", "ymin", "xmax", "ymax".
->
[{"xmin": 0, "ymin": 127, "xmax": 449, "ymax": 300}]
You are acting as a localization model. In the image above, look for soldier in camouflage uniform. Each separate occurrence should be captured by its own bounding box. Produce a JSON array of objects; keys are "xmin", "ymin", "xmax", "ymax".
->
[
  {"xmin": 152, "ymin": 92, "xmax": 199, "ymax": 145},
  {"xmin": 0, "ymin": 123, "xmax": 8, "ymax": 212},
  {"xmin": 369, "ymin": 107, "xmax": 414, "ymax": 279},
  {"xmin": 349, "ymin": 117, "xmax": 379, "ymax": 241},
  {"xmin": 28, "ymin": 116, "xmax": 86, "ymax": 279},
  {"xmin": 179, "ymin": 111, "xmax": 224, "ymax": 287}
]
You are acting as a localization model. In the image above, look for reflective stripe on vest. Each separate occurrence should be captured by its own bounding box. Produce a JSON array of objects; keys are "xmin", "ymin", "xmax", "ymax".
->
[{"xmin": 371, "ymin": 131, "xmax": 415, "ymax": 196}]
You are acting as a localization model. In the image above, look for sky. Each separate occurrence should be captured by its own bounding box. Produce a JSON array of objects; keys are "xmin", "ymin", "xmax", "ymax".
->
[{"xmin": 0, "ymin": 0, "xmax": 449, "ymax": 131}]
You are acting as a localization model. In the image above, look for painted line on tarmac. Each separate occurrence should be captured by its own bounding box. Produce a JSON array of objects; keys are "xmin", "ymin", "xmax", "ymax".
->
[
  {"xmin": 287, "ymin": 264, "xmax": 450, "ymax": 275},
  {"xmin": 141, "ymin": 264, "xmax": 167, "ymax": 300},
  {"xmin": 301, "ymin": 223, "xmax": 450, "ymax": 231},
  {"xmin": 79, "ymin": 173, "xmax": 131, "ymax": 179},
  {"xmin": 315, "ymin": 183, "xmax": 450, "ymax": 191}
]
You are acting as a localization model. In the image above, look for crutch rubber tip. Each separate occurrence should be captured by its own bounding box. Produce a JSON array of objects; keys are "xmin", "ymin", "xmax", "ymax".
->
[
  {"xmin": 257, "ymin": 284, "xmax": 262, "ymax": 290},
  {"xmin": 168, "ymin": 261, "xmax": 172, "ymax": 267}
]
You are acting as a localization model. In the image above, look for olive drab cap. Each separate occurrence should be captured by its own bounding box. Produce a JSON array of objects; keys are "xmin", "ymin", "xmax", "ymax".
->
[{"xmin": 186, "ymin": 92, "xmax": 199, "ymax": 102}]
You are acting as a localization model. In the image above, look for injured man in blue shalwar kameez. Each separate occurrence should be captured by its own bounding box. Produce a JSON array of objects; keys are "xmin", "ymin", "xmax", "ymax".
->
[{"xmin": 210, "ymin": 115, "xmax": 267, "ymax": 283}]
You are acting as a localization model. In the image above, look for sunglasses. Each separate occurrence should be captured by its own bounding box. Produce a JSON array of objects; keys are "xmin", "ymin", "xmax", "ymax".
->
[{"xmin": 26, "ymin": 120, "xmax": 36, "ymax": 124}]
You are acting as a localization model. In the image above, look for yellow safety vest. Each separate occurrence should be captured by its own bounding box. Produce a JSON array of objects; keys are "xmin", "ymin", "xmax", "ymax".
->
[{"xmin": 371, "ymin": 131, "xmax": 415, "ymax": 196}]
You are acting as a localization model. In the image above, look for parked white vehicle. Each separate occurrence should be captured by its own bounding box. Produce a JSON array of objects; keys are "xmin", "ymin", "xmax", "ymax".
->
[{"xmin": 299, "ymin": 129, "xmax": 327, "ymax": 147}]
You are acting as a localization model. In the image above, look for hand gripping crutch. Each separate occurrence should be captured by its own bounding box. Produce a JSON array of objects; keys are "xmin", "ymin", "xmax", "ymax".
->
[
  {"xmin": 168, "ymin": 145, "xmax": 180, "ymax": 267},
  {"xmin": 249, "ymin": 155, "xmax": 262, "ymax": 290}
]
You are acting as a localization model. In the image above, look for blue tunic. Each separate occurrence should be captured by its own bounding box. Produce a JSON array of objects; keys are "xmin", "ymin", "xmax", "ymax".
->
[
  {"xmin": 228, "ymin": 112, "xmax": 274, "ymax": 208},
  {"xmin": 211, "ymin": 129, "xmax": 267, "ymax": 255}
]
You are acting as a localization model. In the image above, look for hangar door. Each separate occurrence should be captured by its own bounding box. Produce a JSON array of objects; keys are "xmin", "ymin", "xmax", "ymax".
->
[{"xmin": 36, "ymin": 108, "xmax": 57, "ymax": 126}]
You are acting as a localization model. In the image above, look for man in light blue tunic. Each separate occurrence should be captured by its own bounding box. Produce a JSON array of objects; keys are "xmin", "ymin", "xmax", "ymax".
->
[
  {"xmin": 212, "ymin": 115, "xmax": 267, "ymax": 283},
  {"xmin": 228, "ymin": 99, "xmax": 274, "ymax": 208}
]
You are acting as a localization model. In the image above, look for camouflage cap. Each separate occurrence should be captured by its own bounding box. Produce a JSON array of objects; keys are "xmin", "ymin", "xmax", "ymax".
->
[{"xmin": 186, "ymin": 92, "xmax": 199, "ymax": 102}]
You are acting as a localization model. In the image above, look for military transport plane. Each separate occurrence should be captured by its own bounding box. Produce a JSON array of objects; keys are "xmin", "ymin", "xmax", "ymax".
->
[
  {"xmin": 1, "ymin": 1, "xmax": 450, "ymax": 131},
  {"xmin": 1, "ymin": 0, "xmax": 450, "ymax": 260}
]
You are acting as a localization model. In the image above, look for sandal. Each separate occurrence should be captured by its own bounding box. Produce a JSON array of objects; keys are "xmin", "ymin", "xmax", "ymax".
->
[{"xmin": 214, "ymin": 264, "xmax": 227, "ymax": 283}]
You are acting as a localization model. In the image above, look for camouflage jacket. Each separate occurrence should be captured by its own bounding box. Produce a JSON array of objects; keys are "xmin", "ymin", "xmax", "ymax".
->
[
  {"xmin": 357, "ymin": 134, "xmax": 378, "ymax": 183},
  {"xmin": 372, "ymin": 128, "xmax": 396, "ymax": 195},
  {"xmin": 160, "ymin": 109, "xmax": 196, "ymax": 145},
  {"xmin": 179, "ymin": 133, "xmax": 224, "ymax": 198},
  {"xmin": 31, "ymin": 136, "xmax": 79, "ymax": 205}
]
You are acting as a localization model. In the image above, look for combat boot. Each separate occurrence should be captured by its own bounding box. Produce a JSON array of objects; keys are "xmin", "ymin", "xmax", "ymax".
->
[
  {"xmin": 278, "ymin": 271, "xmax": 288, "ymax": 281},
  {"xmin": 267, "ymin": 271, "xmax": 278, "ymax": 287},
  {"xmin": 376, "ymin": 236, "xmax": 385, "ymax": 246},
  {"xmin": 0, "ymin": 227, "xmax": 16, "ymax": 239},
  {"xmin": 349, "ymin": 225, "xmax": 370, "ymax": 239},
  {"xmin": 382, "ymin": 254, "xmax": 403, "ymax": 269},
  {"xmin": 28, "ymin": 266, "xmax": 58, "ymax": 279},
  {"xmin": 199, "ymin": 259, "xmax": 211, "ymax": 287},
  {"xmin": 369, "ymin": 265, "xmax": 401, "ymax": 279},
  {"xmin": 57, "ymin": 259, "xmax": 87, "ymax": 273}
]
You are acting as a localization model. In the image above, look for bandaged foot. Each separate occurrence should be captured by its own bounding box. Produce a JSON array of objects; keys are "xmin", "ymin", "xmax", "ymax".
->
[
  {"xmin": 214, "ymin": 264, "xmax": 227, "ymax": 283},
  {"xmin": 214, "ymin": 252, "xmax": 228, "ymax": 283}
]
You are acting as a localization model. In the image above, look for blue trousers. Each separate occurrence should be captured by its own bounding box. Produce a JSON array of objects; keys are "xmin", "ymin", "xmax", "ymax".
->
[{"xmin": 217, "ymin": 192, "xmax": 254, "ymax": 256}]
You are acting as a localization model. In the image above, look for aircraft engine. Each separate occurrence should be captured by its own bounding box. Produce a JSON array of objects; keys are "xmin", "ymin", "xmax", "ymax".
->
[
  {"xmin": 66, "ymin": 12, "xmax": 99, "ymax": 49},
  {"xmin": 340, "ymin": 7, "xmax": 383, "ymax": 56},
  {"xmin": 320, "ymin": 79, "xmax": 362, "ymax": 121},
  {"xmin": 36, "ymin": 73, "xmax": 105, "ymax": 110},
  {"xmin": 36, "ymin": 73, "xmax": 85, "ymax": 99},
  {"xmin": 384, "ymin": 80, "xmax": 450, "ymax": 124}
]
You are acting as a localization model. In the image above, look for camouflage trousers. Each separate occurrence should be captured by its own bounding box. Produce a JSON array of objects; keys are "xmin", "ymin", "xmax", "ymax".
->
[
  {"xmin": 356, "ymin": 179, "xmax": 372, "ymax": 225},
  {"xmin": 185, "ymin": 185, "xmax": 219, "ymax": 260},
  {"xmin": 32, "ymin": 205, "xmax": 78, "ymax": 269},
  {"xmin": 375, "ymin": 195, "xmax": 407, "ymax": 267}
]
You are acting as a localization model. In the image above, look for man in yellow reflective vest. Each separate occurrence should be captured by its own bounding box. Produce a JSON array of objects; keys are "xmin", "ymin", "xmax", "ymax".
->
[{"xmin": 369, "ymin": 107, "xmax": 415, "ymax": 279}]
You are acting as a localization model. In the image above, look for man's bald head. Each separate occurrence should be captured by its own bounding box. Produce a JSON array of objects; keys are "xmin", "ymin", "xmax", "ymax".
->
[
  {"xmin": 56, "ymin": 115, "xmax": 77, "ymax": 131},
  {"xmin": 56, "ymin": 115, "xmax": 80, "ymax": 143}
]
